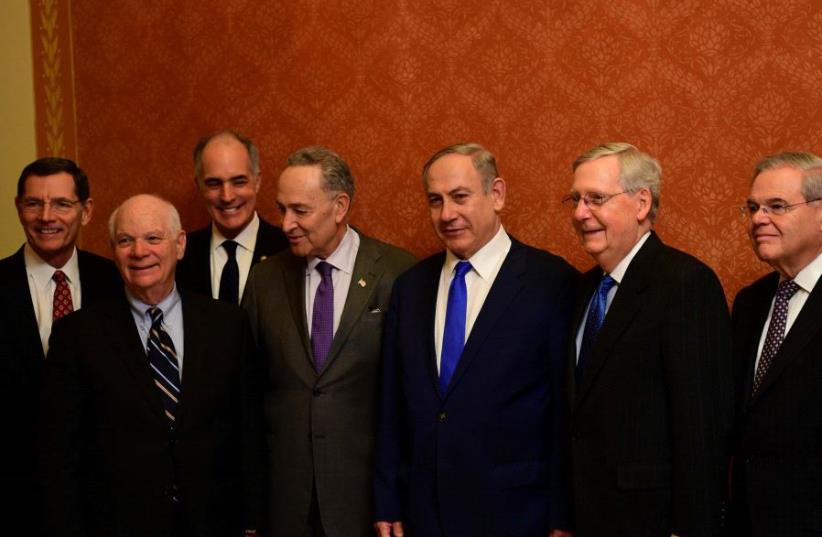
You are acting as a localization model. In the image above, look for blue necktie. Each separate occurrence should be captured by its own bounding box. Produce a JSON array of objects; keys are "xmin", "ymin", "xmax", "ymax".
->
[
  {"xmin": 146, "ymin": 307, "xmax": 181, "ymax": 421},
  {"xmin": 576, "ymin": 274, "xmax": 616, "ymax": 384},
  {"xmin": 440, "ymin": 261, "xmax": 472, "ymax": 394},
  {"xmin": 311, "ymin": 261, "xmax": 334, "ymax": 372}
]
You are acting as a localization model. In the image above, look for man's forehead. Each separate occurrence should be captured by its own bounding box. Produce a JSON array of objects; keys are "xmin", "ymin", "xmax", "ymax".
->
[{"xmin": 22, "ymin": 172, "xmax": 76, "ymax": 194}]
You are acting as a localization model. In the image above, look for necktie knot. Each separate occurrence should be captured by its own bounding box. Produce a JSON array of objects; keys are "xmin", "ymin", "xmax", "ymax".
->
[
  {"xmin": 147, "ymin": 306, "xmax": 163, "ymax": 325},
  {"xmin": 222, "ymin": 240, "xmax": 238, "ymax": 258},
  {"xmin": 598, "ymin": 274, "xmax": 617, "ymax": 297},
  {"xmin": 776, "ymin": 279, "xmax": 800, "ymax": 301},
  {"xmin": 454, "ymin": 260, "xmax": 472, "ymax": 279},
  {"xmin": 52, "ymin": 270, "xmax": 67, "ymax": 284},
  {"xmin": 316, "ymin": 261, "xmax": 334, "ymax": 279}
]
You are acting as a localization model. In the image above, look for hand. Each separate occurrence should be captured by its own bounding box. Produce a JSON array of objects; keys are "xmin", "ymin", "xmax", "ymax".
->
[
  {"xmin": 243, "ymin": 530, "xmax": 259, "ymax": 537},
  {"xmin": 374, "ymin": 520, "xmax": 404, "ymax": 536},
  {"xmin": 550, "ymin": 530, "xmax": 573, "ymax": 537}
]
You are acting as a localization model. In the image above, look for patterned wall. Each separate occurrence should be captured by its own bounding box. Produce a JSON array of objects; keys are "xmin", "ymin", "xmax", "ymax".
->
[{"xmin": 31, "ymin": 0, "xmax": 822, "ymax": 300}]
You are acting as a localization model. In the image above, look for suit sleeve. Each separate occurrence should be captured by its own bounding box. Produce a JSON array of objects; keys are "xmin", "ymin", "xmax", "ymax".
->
[
  {"xmin": 664, "ymin": 264, "xmax": 733, "ymax": 537},
  {"xmin": 373, "ymin": 278, "xmax": 407, "ymax": 522},
  {"xmin": 240, "ymin": 268, "xmax": 268, "ymax": 531},
  {"xmin": 547, "ymin": 267, "xmax": 577, "ymax": 531},
  {"xmin": 40, "ymin": 318, "xmax": 87, "ymax": 537}
]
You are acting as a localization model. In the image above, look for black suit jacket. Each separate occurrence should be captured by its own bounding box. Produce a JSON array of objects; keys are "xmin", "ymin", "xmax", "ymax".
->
[
  {"xmin": 731, "ymin": 270, "xmax": 822, "ymax": 537},
  {"xmin": 40, "ymin": 292, "xmax": 264, "ymax": 537},
  {"xmin": 0, "ymin": 246, "xmax": 121, "ymax": 536},
  {"xmin": 374, "ymin": 239, "xmax": 578, "ymax": 537},
  {"xmin": 568, "ymin": 233, "xmax": 733, "ymax": 537},
  {"xmin": 176, "ymin": 216, "xmax": 288, "ymax": 298}
]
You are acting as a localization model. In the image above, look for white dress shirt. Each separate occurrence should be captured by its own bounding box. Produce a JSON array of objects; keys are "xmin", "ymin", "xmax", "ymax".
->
[
  {"xmin": 754, "ymin": 252, "xmax": 822, "ymax": 370},
  {"xmin": 209, "ymin": 212, "xmax": 260, "ymax": 301},
  {"xmin": 305, "ymin": 226, "xmax": 360, "ymax": 337},
  {"xmin": 575, "ymin": 231, "xmax": 651, "ymax": 361},
  {"xmin": 434, "ymin": 226, "xmax": 512, "ymax": 372},
  {"xmin": 24, "ymin": 243, "xmax": 82, "ymax": 355}
]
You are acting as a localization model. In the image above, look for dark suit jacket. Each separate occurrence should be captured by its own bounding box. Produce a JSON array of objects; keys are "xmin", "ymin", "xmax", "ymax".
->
[
  {"xmin": 0, "ymin": 246, "xmax": 121, "ymax": 536},
  {"xmin": 730, "ymin": 270, "xmax": 822, "ymax": 537},
  {"xmin": 243, "ymin": 233, "xmax": 415, "ymax": 537},
  {"xmin": 40, "ymin": 292, "xmax": 264, "ymax": 537},
  {"xmin": 569, "ymin": 232, "xmax": 733, "ymax": 537},
  {"xmin": 176, "ymin": 216, "xmax": 288, "ymax": 298},
  {"xmin": 374, "ymin": 239, "xmax": 578, "ymax": 537}
]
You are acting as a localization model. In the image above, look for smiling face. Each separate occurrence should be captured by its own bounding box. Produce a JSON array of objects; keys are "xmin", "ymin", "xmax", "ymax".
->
[
  {"xmin": 16, "ymin": 172, "xmax": 93, "ymax": 268},
  {"xmin": 747, "ymin": 166, "xmax": 822, "ymax": 278},
  {"xmin": 196, "ymin": 136, "xmax": 260, "ymax": 239},
  {"xmin": 111, "ymin": 195, "xmax": 186, "ymax": 305},
  {"xmin": 425, "ymin": 153, "xmax": 505, "ymax": 260},
  {"xmin": 570, "ymin": 155, "xmax": 652, "ymax": 272},
  {"xmin": 276, "ymin": 164, "xmax": 349, "ymax": 259}
]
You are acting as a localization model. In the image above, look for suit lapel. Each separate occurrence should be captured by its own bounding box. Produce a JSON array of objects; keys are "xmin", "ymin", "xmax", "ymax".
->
[
  {"xmin": 109, "ymin": 299, "xmax": 166, "ymax": 419},
  {"xmin": 319, "ymin": 237, "xmax": 382, "ymax": 376},
  {"xmin": 739, "ymin": 275, "xmax": 778, "ymax": 403},
  {"xmin": 195, "ymin": 231, "xmax": 213, "ymax": 295},
  {"xmin": 9, "ymin": 248, "xmax": 44, "ymax": 362},
  {"xmin": 567, "ymin": 268, "xmax": 600, "ymax": 407},
  {"xmin": 282, "ymin": 254, "xmax": 313, "ymax": 370},
  {"xmin": 441, "ymin": 241, "xmax": 526, "ymax": 398},
  {"xmin": 575, "ymin": 234, "xmax": 661, "ymax": 407},
  {"xmin": 751, "ymin": 275, "xmax": 822, "ymax": 403},
  {"xmin": 176, "ymin": 294, "xmax": 205, "ymax": 424}
]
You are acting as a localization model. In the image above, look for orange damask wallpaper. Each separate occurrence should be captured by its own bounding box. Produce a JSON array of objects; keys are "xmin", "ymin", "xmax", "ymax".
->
[{"xmin": 30, "ymin": 0, "xmax": 822, "ymax": 300}]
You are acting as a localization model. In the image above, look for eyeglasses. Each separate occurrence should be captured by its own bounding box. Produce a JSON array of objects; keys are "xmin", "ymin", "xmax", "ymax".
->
[
  {"xmin": 19, "ymin": 198, "xmax": 83, "ymax": 214},
  {"xmin": 739, "ymin": 198, "xmax": 820, "ymax": 220},
  {"xmin": 561, "ymin": 191, "xmax": 627, "ymax": 209}
]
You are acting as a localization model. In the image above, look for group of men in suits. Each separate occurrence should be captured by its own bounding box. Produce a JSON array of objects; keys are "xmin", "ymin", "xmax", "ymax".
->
[{"xmin": 2, "ymin": 132, "xmax": 819, "ymax": 537}]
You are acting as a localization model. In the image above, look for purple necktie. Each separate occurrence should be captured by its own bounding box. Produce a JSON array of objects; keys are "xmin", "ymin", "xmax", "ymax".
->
[
  {"xmin": 311, "ymin": 261, "xmax": 334, "ymax": 372},
  {"xmin": 752, "ymin": 279, "xmax": 800, "ymax": 394}
]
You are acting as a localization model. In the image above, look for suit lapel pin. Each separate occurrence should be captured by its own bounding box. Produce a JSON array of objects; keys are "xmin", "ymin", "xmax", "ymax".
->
[{"xmin": 358, "ymin": 278, "xmax": 367, "ymax": 288}]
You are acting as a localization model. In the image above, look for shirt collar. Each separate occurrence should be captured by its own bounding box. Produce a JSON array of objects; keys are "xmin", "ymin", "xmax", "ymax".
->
[
  {"xmin": 443, "ymin": 225, "xmax": 511, "ymax": 281},
  {"xmin": 306, "ymin": 225, "xmax": 358, "ymax": 275},
  {"xmin": 789, "ymin": 252, "xmax": 822, "ymax": 294},
  {"xmin": 210, "ymin": 212, "xmax": 259, "ymax": 253},
  {"xmin": 126, "ymin": 283, "xmax": 181, "ymax": 319},
  {"xmin": 24, "ymin": 242, "xmax": 81, "ymax": 290},
  {"xmin": 607, "ymin": 231, "xmax": 651, "ymax": 284}
]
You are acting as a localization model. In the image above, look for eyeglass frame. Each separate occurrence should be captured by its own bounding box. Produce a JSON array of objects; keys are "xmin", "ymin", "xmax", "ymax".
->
[
  {"xmin": 561, "ymin": 191, "xmax": 628, "ymax": 209},
  {"xmin": 18, "ymin": 197, "xmax": 85, "ymax": 215},
  {"xmin": 739, "ymin": 198, "xmax": 821, "ymax": 220}
]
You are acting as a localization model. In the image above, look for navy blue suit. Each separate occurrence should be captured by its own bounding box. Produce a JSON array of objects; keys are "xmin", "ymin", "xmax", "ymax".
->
[{"xmin": 374, "ymin": 238, "xmax": 578, "ymax": 537}]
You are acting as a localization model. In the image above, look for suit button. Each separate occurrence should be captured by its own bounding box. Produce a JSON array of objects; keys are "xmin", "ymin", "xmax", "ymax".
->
[{"xmin": 438, "ymin": 412, "xmax": 447, "ymax": 423}]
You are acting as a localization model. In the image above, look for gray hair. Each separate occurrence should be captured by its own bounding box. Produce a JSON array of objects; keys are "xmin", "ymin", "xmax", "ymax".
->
[
  {"xmin": 193, "ymin": 130, "xmax": 260, "ymax": 179},
  {"xmin": 573, "ymin": 142, "xmax": 662, "ymax": 222},
  {"xmin": 752, "ymin": 151, "xmax": 822, "ymax": 201},
  {"xmin": 422, "ymin": 143, "xmax": 499, "ymax": 193},
  {"xmin": 108, "ymin": 194, "xmax": 182, "ymax": 240},
  {"xmin": 286, "ymin": 145, "xmax": 355, "ymax": 200}
]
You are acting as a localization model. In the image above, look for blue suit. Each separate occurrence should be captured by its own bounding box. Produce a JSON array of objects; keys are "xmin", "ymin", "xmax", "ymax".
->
[{"xmin": 374, "ymin": 239, "xmax": 578, "ymax": 537}]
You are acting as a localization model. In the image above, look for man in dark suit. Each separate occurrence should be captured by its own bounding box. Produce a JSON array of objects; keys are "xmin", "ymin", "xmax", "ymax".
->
[
  {"xmin": 177, "ymin": 130, "xmax": 287, "ymax": 303},
  {"xmin": 730, "ymin": 152, "xmax": 822, "ymax": 537},
  {"xmin": 374, "ymin": 143, "xmax": 578, "ymax": 537},
  {"xmin": 0, "ymin": 157, "xmax": 121, "ymax": 536},
  {"xmin": 41, "ymin": 194, "xmax": 264, "ymax": 537},
  {"xmin": 243, "ymin": 146, "xmax": 415, "ymax": 537},
  {"xmin": 565, "ymin": 143, "xmax": 733, "ymax": 537}
]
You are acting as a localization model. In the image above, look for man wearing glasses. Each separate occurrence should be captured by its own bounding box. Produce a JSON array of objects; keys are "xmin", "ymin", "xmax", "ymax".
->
[
  {"xmin": 0, "ymin": 157, "xmax": 121, "ymax": 536},
  {"xmin": 730, "ymin": 152, "xmax": 822, "ymax": 537},
  {"xmin": 563, "ymin": 143, "xmax": 733, "ymax": 537}
]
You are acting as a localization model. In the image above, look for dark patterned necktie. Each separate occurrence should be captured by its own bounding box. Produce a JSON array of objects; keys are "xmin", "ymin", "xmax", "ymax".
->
[
  {"xmin": 752, "ymin": 280, "xmax": 800, "ymax": 394},
  {"xmin": 52, "ymin": 270, "xmax": 74, "ymax": 320},
  {"xmin": 218, "ymin": 240, "xmax": 239, "ymax": 304},
  {"xmin": 146, "ymin": 307, "xmax": 181, "ymax": 421},
  {"xmin": 576, "ymin": 274, "xmax": 617, "ymax": 384},
  {"xmin": 440, "ymin": 261, "xmax": 472, "ymax": 394},
  {"xmin": 311, "ymin": 261, "xmax": 334, "ymax": 372}
]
